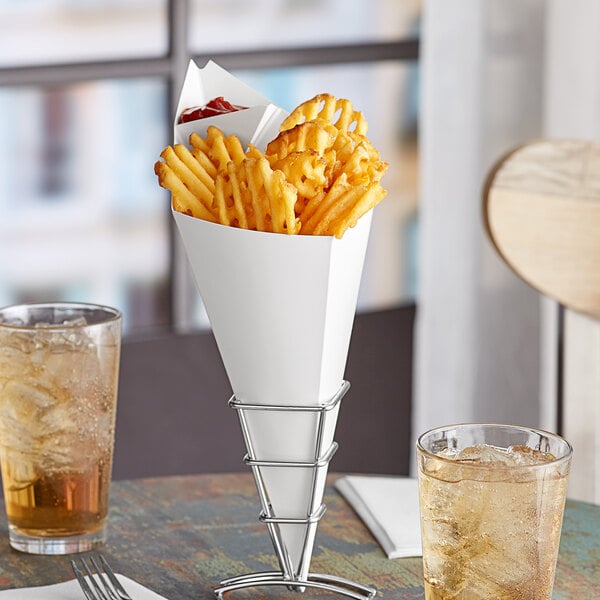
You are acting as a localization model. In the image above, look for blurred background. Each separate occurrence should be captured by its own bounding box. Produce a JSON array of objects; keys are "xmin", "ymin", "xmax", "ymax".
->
[
  {"xmin": 2, "ymin": 1, "xmax": 599, "ymax": 499},
  {"xmin": 0, "ymin": 0, "xmax": 421, "ymax": 337}
]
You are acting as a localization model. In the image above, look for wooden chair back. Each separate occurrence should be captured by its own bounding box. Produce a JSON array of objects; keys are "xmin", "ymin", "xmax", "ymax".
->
[{"xmin": 483, "ymin": 139, "xmax": 600, "ymax": 318}]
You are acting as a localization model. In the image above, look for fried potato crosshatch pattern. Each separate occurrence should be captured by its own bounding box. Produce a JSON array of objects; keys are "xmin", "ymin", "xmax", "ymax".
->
[{"xmin": 155, "ymin": 93, "xmax": 388, "ymax": 238}]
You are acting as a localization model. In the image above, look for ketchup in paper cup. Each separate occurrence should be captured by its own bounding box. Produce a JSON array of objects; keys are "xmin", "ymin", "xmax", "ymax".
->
[{"xmin": 178, "ymin": 96, "xmax": 248, "ymax": 124}]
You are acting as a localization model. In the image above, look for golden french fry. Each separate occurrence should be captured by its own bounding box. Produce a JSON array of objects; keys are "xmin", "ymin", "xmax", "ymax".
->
[
  {"xmin": 340, "ymin": 131, "xmax": 381, "ymax": 161},
  {"xmin": 190, "ymin": 126, "xmax": 245, "ymax": 171},
  {"xmin": 266, "ymin": 122, "xmax": 336, "ymax": 161},
  {"xmin": 269, "ymin": 150, "xmax": 328, "ymax": 211},
  {"xmin": 189, "ymin": 130, "xmax": 210, "ymax": 154},
  {"xmin": 154, "ymin": 161, "xmax": 217, "ymax": 222},
  {"xmin": 211, "ymin": 134, "xmax": 244, "ymax": 170},
  {"xmin": 244, "ymin": 157, "xmax": 299, "ymax": 234},
  {"xmin": 214, "ymin": 161, "xmax": 252, "ymax": 229},
  {"xmin": 246, "ymin": 144, "xmax": 264, "ymax": 160},
  {"xmin": 244, "ymin": 158, "xmax": 269, "ymax": 232},
  {"xmin": 301, "ymin": 173, "xmax": 352, "ymax": 234},
  {"xmin": 307, "ymin": 182, "xmax": 386, "ymax": 238},
  {"xmin": 325, "ymin": 184, "xmax": 388, "ymax": 238},
  {"xmin": 224, "ymin": 135, "xmax": 247, "ymax": 165},
  {"xmin": 190, "ymin": 147, "xmax": 218, "ymax": 180},
  {"xmin": 172, "ymin": 144, "xmax": 215, "ymax": 195},
  {"xmin": 280, "ymin": 93, "xmax": 368, "ymax": 137},
  {"xmin": 155, "ymin": 94, "xmax": 388, "ymax": 237},
  {"xmin": 338, "ymin": 142, "xmax": 389, "ymax": 187},
  {"xmin": 213, "ymin": 173, "xmax": 230, "ymax": 226},
  {"xmin": 227, "ymin": 160, "xmax": 250, "ymax": 229},
  {"xmin": 159, "ymin": 145, "xmax": 215, "ymax": 215},
  {"xmin": 212, "ymin": 156, "xmax": 298, "ymax": 234},
  {"xmin": 157, "ymin": 125, "xmax": 253, "ymax": 224},
  {"xmin": 265, "ymin": 122, "xmax": 339, "ymax": 216}
]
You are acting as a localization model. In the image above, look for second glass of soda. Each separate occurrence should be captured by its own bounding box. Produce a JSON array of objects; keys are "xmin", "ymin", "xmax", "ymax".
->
[
  {"xmin": 417, "ymin": 423, "xmax": 572, "ymax": 600},
  {"xmin": 0, "ymin": 302, "xmax": 122, "ymax": 554}
]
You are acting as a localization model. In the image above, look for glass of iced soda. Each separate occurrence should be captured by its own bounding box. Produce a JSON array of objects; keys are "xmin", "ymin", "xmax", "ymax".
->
[
  {"xmin": 417, "ymin": 423, "xmax": 572, "ymax": 600},
  {"xmin": 0, "ymin": 302, "xmax": 121, "ymax": 554}
]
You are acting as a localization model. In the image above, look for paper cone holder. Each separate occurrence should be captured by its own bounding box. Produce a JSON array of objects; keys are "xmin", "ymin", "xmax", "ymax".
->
[{"xmin": 215, "ymin": 381, "xmax": 376, "ymax": 600}]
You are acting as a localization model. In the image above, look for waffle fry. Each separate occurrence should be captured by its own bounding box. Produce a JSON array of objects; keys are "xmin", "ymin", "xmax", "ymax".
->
[
  {"xmin": 265, "ymin": 123, "xmax": 337, "ymax": 216},
  {"xmin": 264, "ymin": 101, "xmax": 387, "ymax": 234},
  {"xmin": 266, "ymin": 122, "xmax": 336, "ymax": 161},
  {"xmin": 211, "ymin": 156, "xmax": 299, "ymax": 234},
  {"xmin": 244, "ymin": 157, "xmax": 299, "ymax": 234},
  {"xmin": 155, "ymin": 93, "xmax": 388, "ymax": 238},
  {"xmin": 190, "ymin": 126, "xmax": 246, "ymax": 171},
  {"xmin": 335, "ymin": 138, "xmax": 388, "ymax": 187},
  {"xmin": 315, "ymin": 183, "xmax": 387, "ymax": 238},
  {"xmin": 154, "ymin": 148, "xmax": 216, "ymax": 221},
  {"xmin": 279, "ymin": 93, "xmax": 368, "ymax": 137},
  {"xmin": 214, "ymin": 160, "xmax": 251, "ymax": 229},
  {"xmin": 268, "ymin": 150, "xmax": 328, "ymax": 216}
]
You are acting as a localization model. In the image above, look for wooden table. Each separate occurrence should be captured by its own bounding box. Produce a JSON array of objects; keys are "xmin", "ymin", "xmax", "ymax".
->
[{"xmin": 0, "ymin": 473, "xmax": 597, "ymax": 599}]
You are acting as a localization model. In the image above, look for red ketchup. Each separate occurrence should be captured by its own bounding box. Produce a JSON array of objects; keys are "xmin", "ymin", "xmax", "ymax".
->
[{"xmin": 178, "ymin": 96, "xmax": 248, "ymax": 124}]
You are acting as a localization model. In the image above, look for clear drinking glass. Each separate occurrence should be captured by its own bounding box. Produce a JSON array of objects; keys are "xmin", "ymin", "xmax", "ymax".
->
[
  {"xmin": 0, "ymin": 302, "xmax": 122, "ymax": 554},
  {"xmin": 417, "ymin": 423, "xmax": 572, "ymax": 600}
]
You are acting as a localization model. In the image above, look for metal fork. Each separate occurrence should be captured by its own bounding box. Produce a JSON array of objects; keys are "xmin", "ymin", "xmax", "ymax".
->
[{"xmin": 71, "ymin": 554, "xmax": 133, "ymax": 600}]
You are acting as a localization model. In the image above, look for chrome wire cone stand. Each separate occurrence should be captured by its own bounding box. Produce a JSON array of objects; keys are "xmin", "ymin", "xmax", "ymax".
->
[{"xmin": 215, "ymin": 381, "xmax": 376, "ymax": 600}]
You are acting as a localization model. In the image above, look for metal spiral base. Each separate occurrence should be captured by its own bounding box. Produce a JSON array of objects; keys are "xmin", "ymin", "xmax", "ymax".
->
[
  {"xmin": 215, "ymin": 381, "xmax": 376, "ymax": 600},
  {"xmin": 216, "ymin": 571, "xmax": 376, "ymax": 599}
]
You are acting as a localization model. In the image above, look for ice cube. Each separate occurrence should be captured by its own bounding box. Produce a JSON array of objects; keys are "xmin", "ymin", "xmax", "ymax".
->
[
  {"xmin": 456, "ymin": 444, "xmax": 518, "ymax": 466},
  {"xmin": 0, "ymin": 380, "xmax": 56, "ymax": 460},
  {"xmin": 463, "ymin": 533, "xmax": 540, "ymax": 598},
  {"xmin": 1, "ymin": 379, "xmax": 55, "ymax": 412},
  {"xmin": 0, "ymin": 449, "xmax": 39, "ymax": 491},
  {"xmin": 62, "ymin": 316, "xmax": 88, "ymax": 327},
  {"xmin": 437, "ymin": 447, "xmax": 460, "ymax": 460},
  {"xmin": 507, "ymin": 445, "xmax": 556, "ymax": 465},
  {"xmin": 32, "ymin": 316, "xmax": 87, "ymax": 328},
  {"xmin": 0, "ymin": 345, "xmax": 29, "ymax": 380}
]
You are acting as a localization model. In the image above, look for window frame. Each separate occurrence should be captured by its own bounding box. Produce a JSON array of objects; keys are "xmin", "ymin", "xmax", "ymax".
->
[{"xmin": 0, "ymin": 0, "xmax": 419, "ymax": 332}]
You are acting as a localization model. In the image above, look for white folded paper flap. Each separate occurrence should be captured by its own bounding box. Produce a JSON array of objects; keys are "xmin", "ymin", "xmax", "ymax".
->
[
  {"xmin": 176, "ymin": 60, "xmax": 273, "ymax": 121},
  {"xmin": 174, "ymin": 60, "xmax": 289, "ymax": 150},
  {"xmin": 249, "ymin": 106, "xmax": 289, "ymax": 150},
  {"xmin": 173, "ymin": 211, "xmax": 372, "ymax": 406}
]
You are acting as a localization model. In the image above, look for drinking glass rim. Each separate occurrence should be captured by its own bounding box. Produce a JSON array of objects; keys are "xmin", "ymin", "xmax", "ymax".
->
[
  {"xmin": 0, "ymin": 301, "xmax": 122, "ymax": 331},
  {"xmin": 417, "ymin": 422, "xmax": 573, "ymax": 468}
]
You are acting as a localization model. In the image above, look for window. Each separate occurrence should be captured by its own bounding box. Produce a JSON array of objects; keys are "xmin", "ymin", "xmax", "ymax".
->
[{"xmin": 0, "ymin": 0, "xmax": 420, "ymax": 337}]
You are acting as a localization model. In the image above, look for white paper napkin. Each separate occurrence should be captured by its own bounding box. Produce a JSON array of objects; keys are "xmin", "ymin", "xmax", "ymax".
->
[
  {"xmin": 0, "ymin": 574, "xmax": 166, "ymax": 599},
  {"xmin": 335, "ymin": 475, "xmax": 422, "ymax": 559}
]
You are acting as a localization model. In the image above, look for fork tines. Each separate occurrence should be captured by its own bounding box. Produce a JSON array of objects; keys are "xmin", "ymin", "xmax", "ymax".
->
[{"xmin": 71, "ymin": 554, "xmax": 132, "ymax": 600}]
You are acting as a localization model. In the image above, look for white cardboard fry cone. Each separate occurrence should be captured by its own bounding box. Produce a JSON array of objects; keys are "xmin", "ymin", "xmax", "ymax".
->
[
  {"xmin": 173, "ymin": 210, "xmax": 372, "ymax": 576},
  {"xmin": 171, "ymin": 58, "xmax": 372, "ymax": 580}
]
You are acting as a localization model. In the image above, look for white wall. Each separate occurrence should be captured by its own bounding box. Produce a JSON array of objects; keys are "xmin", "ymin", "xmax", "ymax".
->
[{"xmin": 544, "ymin": 0, "xmax": 600, "ymax": 503}]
